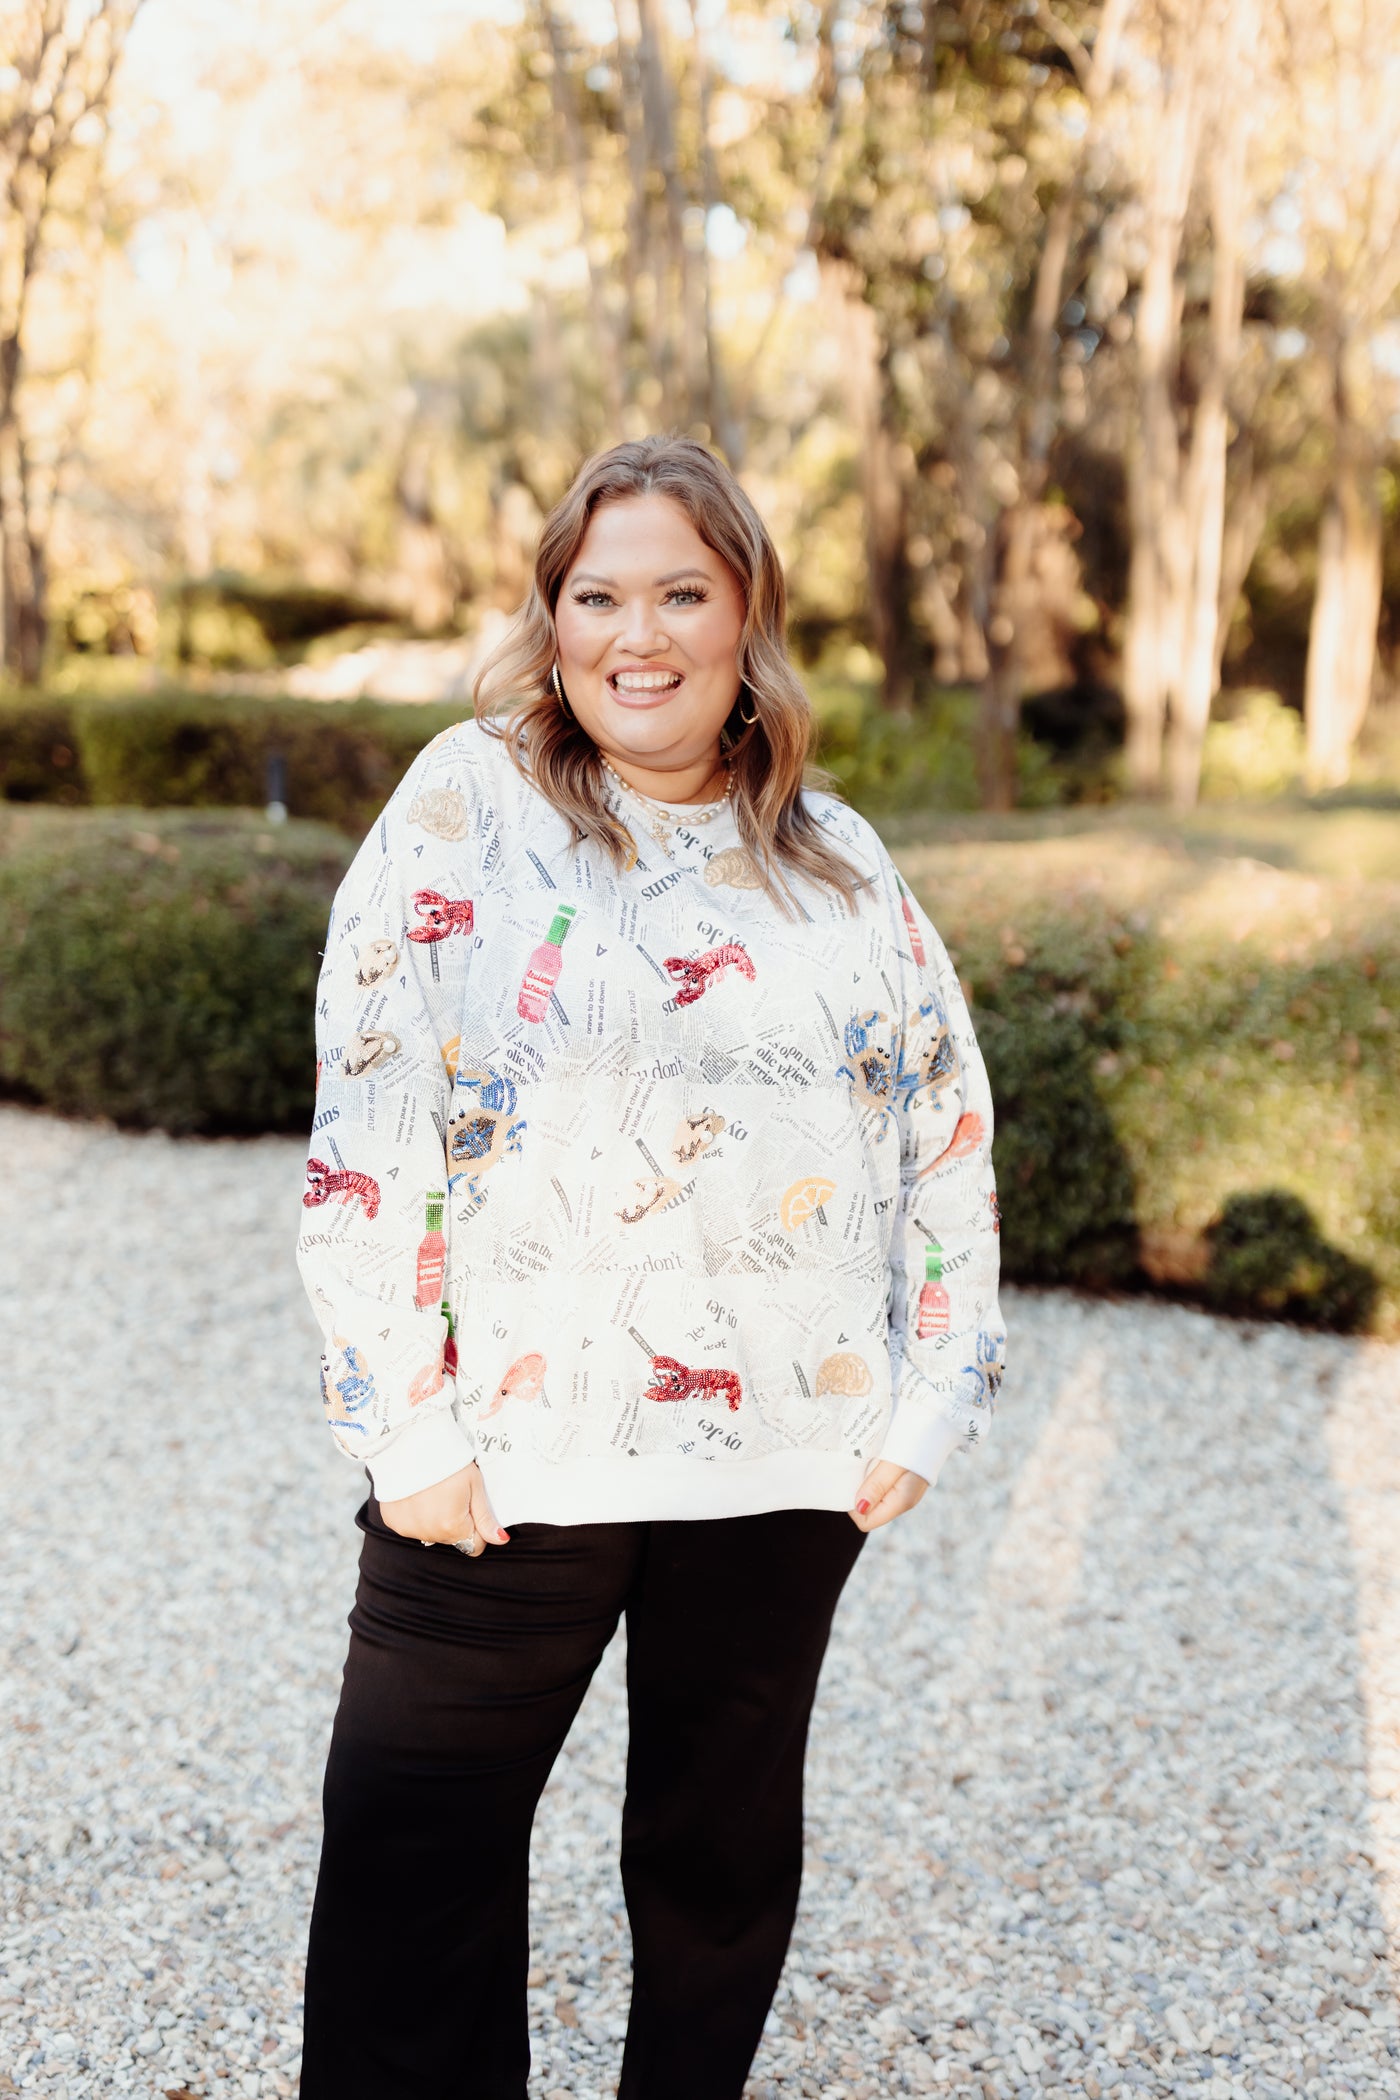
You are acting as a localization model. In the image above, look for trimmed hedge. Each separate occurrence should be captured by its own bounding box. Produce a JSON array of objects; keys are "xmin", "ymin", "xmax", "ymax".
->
[
  {"xmin": 2, "ymin": 808, "xmax": 1396, "ymax": 1331},
  {"xmin": 2, "ymin": 683, "xmax": 1067, "ymax": 832},
  {"xmin": 0, "ymin": 807, "xmax": 349, "ymax": 1134},
  {"xmin": 0, "ymin": 690, "xmax": 466, "ymax": 834},
  {"xmin": 899, "ymin": 832, "xmax": 1400, "ymax": 1332},
  {"xmin": 0, "ymin": 693, "xmax": 87, "ymax": 805}
]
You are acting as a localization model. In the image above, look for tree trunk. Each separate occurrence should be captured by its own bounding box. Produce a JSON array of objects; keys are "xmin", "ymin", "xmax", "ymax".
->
[
  {"xmin": 1120, "ymin": 27, "xmax": 1201, "ymax": 796},
  {"xmin": 686, "ymin": 0, "xmax": 741, "ymax": 464},
  {"xmin": 863, "ymin": 410, "xmax": 916, "ymax": 715},
  {"xmin": 635, "ymin": 0, "xmax": 695, "ymax": 427},
  {"xmin": 977, "ymin": 498, "xmax": 1036, "ymax": 810},
  {"xmin": 829, "ymin": 267, "xmax": 915, "ymax": 714},
  {"xmin": 1304, "ymin": 424, "xmax": 1382, "ymax": 789},
  {"xmin": 1166, "ymin": 98, "xmax": 1248, "ymax": 811},
  {"xmin": 0, "ymin": 395, "xmax": 44, "ymax": 684},
  {"xmin": 1213, "ymin": 446, "xmax": 1269, "ymax": 688},
  {"xmin": 970, "ymin": 0, "xmax": 1130, "ymax": 809},
  {"xmin": 538, "ymin": 2, "xmax": 624, "ymax": 439}
]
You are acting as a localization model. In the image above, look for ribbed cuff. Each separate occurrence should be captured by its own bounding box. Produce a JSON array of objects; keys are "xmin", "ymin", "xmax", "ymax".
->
[
  {"xmin": 366, "ymin": 1402, "xmax": 477, "ymax": 1503},
  {"xmin": 877, "ymin": 1406, "xmax": 964, "ymax": 1489}
]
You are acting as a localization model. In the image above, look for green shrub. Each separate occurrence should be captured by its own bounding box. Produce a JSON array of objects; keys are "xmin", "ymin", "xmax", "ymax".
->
[
  {"xmin": 0, "ymin": 688, "xmax": 467, "ymax": 831},
  {"xmin": 810, "ymin": 680, "xmax": 1062, "ymax": 813},
  {"xmin": 0, "ymin": 694, "xmax": 86, "ymax": 804},
  {"xmin": 1200, "ymin": 688, "xmax": 1304, "ymax": 801},
  {"xmin": 899, "ymin": 832, "xmax": 1400, "ymax": 1333},
  {"xmin": 1203, "ymin": 1189, "xmax": 1378, "ymax": 1330},
  {"xmin": 73, "ymin": 690, "xmax": 464, "ymax": 833},
  {"xmin": 2, "ymin": 804, "xmax": 1396, "ymax": 1334},
  {"xmin": 0, "ymin": 807, "xmax": 348, "ymax": 1133}
]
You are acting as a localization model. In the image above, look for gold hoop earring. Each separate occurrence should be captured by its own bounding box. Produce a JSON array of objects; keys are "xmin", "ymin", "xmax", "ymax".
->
[
  {"xmin": 739, "ymin": 694, "xmax": 759, "ymax": 726},
  {"xmin": 551, "ymin": 660, "xmax": 572, "ymax": 717}
]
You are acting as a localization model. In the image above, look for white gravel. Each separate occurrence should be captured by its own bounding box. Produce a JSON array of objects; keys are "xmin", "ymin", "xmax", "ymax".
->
[{"xmin": 2, "ymin": 1100, "xmax": 1398, "ymax": 2100}]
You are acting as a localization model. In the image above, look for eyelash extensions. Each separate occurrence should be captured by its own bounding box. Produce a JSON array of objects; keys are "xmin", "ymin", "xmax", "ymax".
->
[{"xmin": 570, "ymin": 585, "xmax": 709, "ymax": 608}]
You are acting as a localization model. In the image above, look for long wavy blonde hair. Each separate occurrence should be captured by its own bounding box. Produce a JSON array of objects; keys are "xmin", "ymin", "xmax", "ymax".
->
[{"xmin": 472, "ymin": 433, "xmax": 863, "ymax": 913}]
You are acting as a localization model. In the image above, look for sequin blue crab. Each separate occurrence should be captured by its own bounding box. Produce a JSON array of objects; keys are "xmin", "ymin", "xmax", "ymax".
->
[
  {"xmin": 954, "ymin": 1329, "xmax": 1005, "ymax": 1411},
  {"xmin": 837, "ymin": 997, "xmax": 960, "ymax": 1140},
  {"xmin": 321, "ymin": 1343, "xmax": 376, "ymax": 1437},
  {"xmin": 446, "ymin": 1065, "xmax": 527, "ymax": 1198}
]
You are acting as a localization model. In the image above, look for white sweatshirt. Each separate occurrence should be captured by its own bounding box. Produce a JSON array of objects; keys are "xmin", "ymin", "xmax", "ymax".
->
[{"xmin": 295, "ymin": 716, "xmax": 1005, "ymax": 1527}]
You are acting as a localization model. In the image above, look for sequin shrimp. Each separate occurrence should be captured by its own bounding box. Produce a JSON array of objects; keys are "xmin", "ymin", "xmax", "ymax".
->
[
  {"xmin": 303, "ymin": 1158, "xmax": 381, "ymax": 1219},
  {"xmin": 407, "ymin": 889, "xmax": 475, "ymax": 944},
  {"xmin": 480, "ymin": 1351, "xmax": 547, "ymax": 1420},
  {"xmin": 644, "ymin": 1355, "xmax": 743, "ymax": 1412},
  {"xmin": 663, "ymin": 943, "xmax": 755, "ymax": 1007}
]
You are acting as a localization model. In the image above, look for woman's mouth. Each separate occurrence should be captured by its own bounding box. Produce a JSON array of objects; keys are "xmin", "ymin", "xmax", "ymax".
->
[{"xmin": 607, "ymin": 668, "xmax": 685, "ymax": 701}]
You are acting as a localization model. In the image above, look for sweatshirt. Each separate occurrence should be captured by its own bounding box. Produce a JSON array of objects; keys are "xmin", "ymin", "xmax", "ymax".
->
[{"xmin": 294, "ymin": 714, "xmax": 1005, "ymax": 1528}]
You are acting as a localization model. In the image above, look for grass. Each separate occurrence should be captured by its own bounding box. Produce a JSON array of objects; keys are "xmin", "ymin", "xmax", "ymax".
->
[{"xmin": 873, "ymin": 800, "xmax": 1400, "ymax": 886}]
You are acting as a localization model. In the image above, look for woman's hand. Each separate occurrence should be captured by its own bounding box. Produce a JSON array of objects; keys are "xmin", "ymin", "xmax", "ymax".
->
[
  {"xmin": 849, "ymin": 1459, "xmax": 929, "ymax": 1532},
  {"xmin": 378, "ymin": 1462, "xmax": 509, "ymax": 1556}
]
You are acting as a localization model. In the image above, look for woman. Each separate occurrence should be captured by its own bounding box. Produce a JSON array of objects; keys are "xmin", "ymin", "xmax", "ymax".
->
[{"xmin": 295, "ymin": 433, "xmax": 1005, "ymax": 2100}]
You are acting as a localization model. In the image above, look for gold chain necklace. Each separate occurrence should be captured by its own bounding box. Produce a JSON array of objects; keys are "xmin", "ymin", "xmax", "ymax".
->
[{"xmin": 601, "ymin": 756, "xmax": 732, "ymax": 860}]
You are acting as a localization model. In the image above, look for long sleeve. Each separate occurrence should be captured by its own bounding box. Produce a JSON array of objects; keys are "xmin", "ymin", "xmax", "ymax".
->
[
  {"xmin": 878, "ymin": 864, "xmax": 1006, "ymax": 1486},
  {"xmin": 295, "ymin": 738, "xmax": 479, "ymax": 1502}
]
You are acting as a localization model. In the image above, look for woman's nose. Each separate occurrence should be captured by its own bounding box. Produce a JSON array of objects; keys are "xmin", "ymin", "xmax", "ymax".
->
[{"xmin": 617, "ymin": 598, "xmax": 669, "ymax": 652}]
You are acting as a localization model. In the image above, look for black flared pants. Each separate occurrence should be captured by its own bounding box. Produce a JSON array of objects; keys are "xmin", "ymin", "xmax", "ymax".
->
[{"xmin": 299, "ymin": 1494, "xmax": 866, "ymax": 2100}]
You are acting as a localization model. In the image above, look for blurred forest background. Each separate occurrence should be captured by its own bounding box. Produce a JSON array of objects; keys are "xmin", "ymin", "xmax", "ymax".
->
[
  {"xmin": 0, "ymin": 0, "xmax": 1398, "ymax": 804},
  {"xmin": 0, "ymin": 0, "xmax": 1398, "ymax": 1335}
]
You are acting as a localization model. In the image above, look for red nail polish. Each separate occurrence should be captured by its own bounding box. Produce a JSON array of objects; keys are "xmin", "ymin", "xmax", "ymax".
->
[
  {"xmin": 856, "ymin": 1499, "xmax": 871, "ymax": 1515},
  {"xmin": 498, "ymin": 1530, "xmax": 510, "ymax": 1542}
]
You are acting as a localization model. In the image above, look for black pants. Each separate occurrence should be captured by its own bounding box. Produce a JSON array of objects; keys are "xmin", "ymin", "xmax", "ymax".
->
[{"xmin": 300, "ymin": 1495, "xmax": 866, "ymax": 2100}]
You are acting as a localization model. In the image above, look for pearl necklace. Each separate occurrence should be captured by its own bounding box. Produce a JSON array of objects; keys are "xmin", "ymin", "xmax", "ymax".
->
[{"xmin": 601, "ymin": 756, "xmax": 732, "ymax": 859}]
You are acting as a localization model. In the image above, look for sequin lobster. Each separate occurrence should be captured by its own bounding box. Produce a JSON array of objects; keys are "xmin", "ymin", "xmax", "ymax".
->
[
  {"xmin": 644, "ymin": 1355, "xmax": 743, "ymax": 1412},
  {"xmin": 303, "ymin": 1159, "xmax": 381, "ymax": 1219},
  {"xmin": 663, "ymin": 943, "xmax": 755, "ymax": 1007},
  {"xmin": 407, "ymin": 889, "xmax": 475, "ymax": 944},
  {"xmin": 837, "ymin": 995, "xmax": 959, "ymax": 1141}
]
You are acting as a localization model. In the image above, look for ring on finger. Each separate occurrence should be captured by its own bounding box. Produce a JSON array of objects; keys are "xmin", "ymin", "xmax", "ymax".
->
[{"xmin": 452, "ymin": 1530, "xmax": 479, "ymax": 1557}]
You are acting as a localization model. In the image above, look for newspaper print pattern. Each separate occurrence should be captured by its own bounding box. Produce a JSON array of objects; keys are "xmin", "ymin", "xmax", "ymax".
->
[{"xmin": 296, "ymin": 716, "xmax": 1004, "ymax": 1497}]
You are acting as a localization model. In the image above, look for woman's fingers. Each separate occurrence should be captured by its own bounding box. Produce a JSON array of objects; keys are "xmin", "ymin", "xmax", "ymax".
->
[
  {"xmin": 467, "ymin": 1467, "xmax": 509, "ymax": 1548},
  {"xmin": 378, "ymin": 1463, "xmax": 475, "ymax": 1544},
  {"xmin": 849, "ymin": 1460, "xmax": 929, "ymax": 1532}
]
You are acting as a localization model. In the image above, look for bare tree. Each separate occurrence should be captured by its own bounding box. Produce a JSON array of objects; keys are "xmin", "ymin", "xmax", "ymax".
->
[
  {"xmin": 975, "ymin": 0, "xmax": 1130, "ymax": 807},
  {"xmin": 0, "ymin": 0, "xmax": 145, "ymax": 683},
  {"xmin": 1285, "ymin": 0, "xmax": 1400, "ymax": 789},
  {"xmin": 1118, "ymin": 0, "xmax": 1266, "ymax": 807},
  {"xmin": 535, "ymin": 1, "xmax": 626, "ymax": 440}
]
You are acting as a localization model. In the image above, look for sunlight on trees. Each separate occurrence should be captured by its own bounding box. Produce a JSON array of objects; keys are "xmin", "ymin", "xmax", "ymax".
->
[{"xmin": 0, "ymin": 0, "xmax": 1395, "ymax": 808}]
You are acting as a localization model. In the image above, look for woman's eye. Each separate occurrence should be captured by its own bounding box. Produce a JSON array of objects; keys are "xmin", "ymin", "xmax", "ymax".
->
[
  {"xmin": 572, "ymin": 590, "xmax": 613, "ymax": 607},
  {"xmin": 665, "ymin": 586, "xmax": 707, "ymax": 605}
]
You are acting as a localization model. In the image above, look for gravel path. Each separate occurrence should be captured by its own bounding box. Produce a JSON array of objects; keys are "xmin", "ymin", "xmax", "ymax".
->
[{"xmin": 2, "ymin": 1102, "xmax": 1398, "ymax": 2100}]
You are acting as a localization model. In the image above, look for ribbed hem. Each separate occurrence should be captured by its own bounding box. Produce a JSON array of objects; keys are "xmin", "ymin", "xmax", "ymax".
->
[
  {"xmin": 365, "ymin": 1400, "xmax": 477, "ymax": 1502},
  {"xmin": 481, "ymin": 1449, "xmax": 871, "ymax": 1529}
]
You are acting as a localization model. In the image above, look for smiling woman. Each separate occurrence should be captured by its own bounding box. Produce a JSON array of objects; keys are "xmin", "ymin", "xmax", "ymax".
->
[
  {"xmin": 472, "ymin": 433, "xmax": 866, "ymax": 912},
  {"xmin": 295, "ymin": 431, "xmax": 1005, "ymax": 2100}
]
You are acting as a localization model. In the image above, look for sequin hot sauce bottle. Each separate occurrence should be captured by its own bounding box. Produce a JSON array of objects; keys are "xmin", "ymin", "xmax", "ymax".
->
[
  {"xmin": 517, "ymin": 904, "xmax": 576, "ymax": 1023},
  {"xmin": 915, "ymin": 1239, "xmax": 950, "ymax": 1339},
  {"xmin": 415, "ymin": 1189, "xmax": 447, "ymax": 1308}
]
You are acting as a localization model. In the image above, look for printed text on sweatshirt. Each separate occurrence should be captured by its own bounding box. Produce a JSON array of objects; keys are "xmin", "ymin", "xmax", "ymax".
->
[{"xmin": 295, "ymin": 717, "xmax": 1005, "ymax": 1526}]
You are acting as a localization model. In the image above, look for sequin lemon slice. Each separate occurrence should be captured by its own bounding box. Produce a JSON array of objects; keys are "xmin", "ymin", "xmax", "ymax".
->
[{"xmin": 779, "ymin": 1175, "xmax": 836, "ymax": 1232}]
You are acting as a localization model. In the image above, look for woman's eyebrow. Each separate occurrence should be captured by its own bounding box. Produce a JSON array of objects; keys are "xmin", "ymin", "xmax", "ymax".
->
[{"xmin": 569, "ymin": 567, "xmax": 712, "ymax": 587}]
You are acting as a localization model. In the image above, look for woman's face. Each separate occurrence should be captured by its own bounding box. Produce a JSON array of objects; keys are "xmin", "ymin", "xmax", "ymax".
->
[{"xmin": 554, "ymin": 493, "xmax": 746, "ymax": 775}]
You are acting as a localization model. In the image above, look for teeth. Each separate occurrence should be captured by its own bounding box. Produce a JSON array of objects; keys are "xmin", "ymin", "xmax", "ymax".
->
[{"xmin": 612, "ymin": 671, "xmax": 683, "ymax": 691}]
